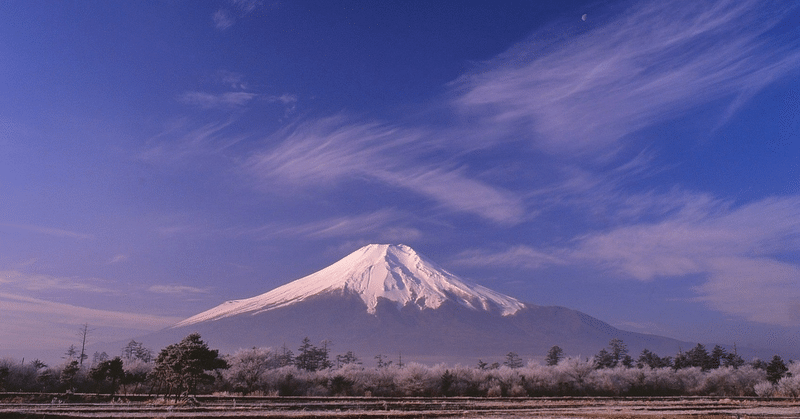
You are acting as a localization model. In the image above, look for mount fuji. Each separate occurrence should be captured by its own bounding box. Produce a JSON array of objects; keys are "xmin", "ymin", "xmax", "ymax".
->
[{"xmin": 143, "ymin": 244, "xmax": 688, "ymax": 364}]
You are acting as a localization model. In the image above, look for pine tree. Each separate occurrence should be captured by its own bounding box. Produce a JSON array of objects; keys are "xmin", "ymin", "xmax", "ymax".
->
[
  {"xmin": 335, "ymin": 351, "xmax": 361, "ymax": 367},
  {"xmin": 440, "ymin": 369, "xmax": 455, "ymax": 396},
  {"xmin": 90, "ymin": 357, "xmax": 124, "ymax": 396},
  {"xmin": 609, "ymin": 338, "xmax": 628, "ymax": 367},
  {"xmin": 122, "ymin": 340, "xmax": 153, "ymax": 363},
  {"xmin": 276, "ymin": 343, "xmax": 294, "ymax": 367},
  {"xmin": 545, "ymin": 346, "xmax": 563, "ymax": 366},
  {"xmin": 595, "ymin": 339, "xmax": 629, "ymax": 368},
  {"xmin": 63, "ymin": 345, "xmax": 78, "ymax": 362},
  {"xmin": 709, "ymin": 345, "xmax": 727, "ymax": 369},
  {"xmin": 637, "ymin": 349, "xmax": 672, "ymax": 369},
  {"xmin": 59, "ymin": 361, "xmax": 80, "ymax": 391},
  {"xmin": 152, "ymin": 333, "xmax": 228, "ymax": 397},
  {"xmin": 503, "ymin": 352, "xmax": 523, "ymax": 369},
  {"xmin": 686, "ymin": 344, "xmax": 712, "ymax": 370},
  {"xmin": 594, "ymin": 348, "xmax": 615, "ymax": 369},
  {"xmin": 766, "ymin": 355, "xmax": 789, "ymax": 384}
]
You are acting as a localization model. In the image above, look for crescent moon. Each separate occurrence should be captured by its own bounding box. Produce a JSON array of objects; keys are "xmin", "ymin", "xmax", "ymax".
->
[{"xmin": 581, "ymin": 14, "xmax": 587, "ymax": 21}]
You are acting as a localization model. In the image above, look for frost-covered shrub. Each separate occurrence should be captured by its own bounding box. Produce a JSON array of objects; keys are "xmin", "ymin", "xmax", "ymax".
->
[
  {"xmin": 673, "ymin": 367, "xmax": 705, "ymax": 395},
  {"xmin": 0, "ymin": 359, "xmax": 44, "ymax": 392},
  {"xmin": 701, "ymin": 366, "xmax": 764, "ymax": 396},
  {"xmin": 587, "ymin": 366, "xmax": 637, "ymax": 395},
  {"xmin": 554, "ymin": 357, "xmax": 595, "ymax": 394},
  {"xmin": 393, "ymin": 362, "xmax": 438, "ymax": 396},
  {"xmin": 638, "ymin": 367, "xmax": 682, "ymax": 396},
  {"xmin": 487, "ymin": 366, "xmax": 525, "ymax": 396},
  {"xmin": 486, "ymin": 383, "xmax": 503, "ymax": 396},
  {"xmin": 517, "ymin": 363, "xmax": 556, "ymax": 396},
  {"xmin": 222, "ymin": 347, "xmax": 274, "ymax": 394},
  {"xmin": 122, "ymin": 358, "xmax": 152, "ymax": 394},
  {"xmin": 753, "ymin": 381, "xmax": 775, "ymax": 397},
  {"xmin": 777, "ymin": 375, "xmax": 800, "ymax": 398},
  {"xmin": 446, "ymin": 364, "xmax": 485, "ymax": 396},
  {"xmin": 258, "ymin": 365, "xmax": 308, "ymax": 395}
]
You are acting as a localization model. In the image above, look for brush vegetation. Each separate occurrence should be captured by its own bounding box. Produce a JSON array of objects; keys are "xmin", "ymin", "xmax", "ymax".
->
[{"xmin": 1, "ymin": 335, "xmax": 797, "ymax": 398}]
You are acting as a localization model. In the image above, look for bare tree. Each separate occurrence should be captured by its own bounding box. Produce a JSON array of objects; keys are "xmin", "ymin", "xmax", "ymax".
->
[{"xmin": 77, "ymin": 323, "xmax": 93, "ymax": 367}]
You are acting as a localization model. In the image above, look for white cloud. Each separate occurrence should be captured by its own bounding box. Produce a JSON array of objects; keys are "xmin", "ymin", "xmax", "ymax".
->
[
  {"xmin": 696, "ymin": 257, "xmax": 800, "ymax": 326},
  {"xmin": 148, "ymin": 285, "xmax": 209, "ymax": 295},
  {"xmin": 231, "ymin": 0, "xmax": 259, "ymax": 14},
  {"xmin": 570, "ymin": 196, "xmax": 800, "ymax": 281},
  {"xmin": 246, "ymin": 117, "xmax": 526, "ymax": 224},
  {"xmin": 0, "ymin": 292, "xmax": 179, "ymax": 329},
  {"xmin": 453, "ymin": 0, "xmax": 800, "ymax": 157},
  {"xmin": 485, "ymin": 194, "xmax": 800, "ymax": 326},
  {"xmin": 138, "ymin": 119, "xmax": 244, "ymax": 167},
  {"xmin": 452, "ymin": 245, "xmax": 566, "ymax": 270},
  {"xmin": 455, "ymin": 193, "xmax": 800, "ymax": 326},
  {"xmin": 108, "ymin": 254, "xmax": 128, "ymax": 264},
  {"xmin": 213, "ymin": 9, "xmax": 234, "ymax": 30},
  {"xmin": 0, "ymin": 270, "xmax": 118, "ymax": 294},
  {"xmin": 243, "ymin": 209, "xmax": 422, "ymax": 242},
  {"xmin": 0, "ymin": 292, "xmax": 181, "ymax": 352},
  {"xmin": 266, "ymin": 94, "xmax": 298, "ymax": 105},
  {"xmin": 1, "ymin": 223, "xmax": 93, "ymax": 239},
  {"xmin": 213, "ymin": 1, "xmax": 261, "ymax": 31},
  {"xmin": 217, "ymin": 70, "xmax": 248, "ymax": 89},
  {"xmin": 178, "ymin": 91, "xmax": 257, "ymax": 109}
]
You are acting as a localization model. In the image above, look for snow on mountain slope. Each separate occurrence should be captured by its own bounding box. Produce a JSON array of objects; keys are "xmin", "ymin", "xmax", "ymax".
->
[{"xmin": 173, "ymin": 244, "xmax": 524, "ymax": 328}]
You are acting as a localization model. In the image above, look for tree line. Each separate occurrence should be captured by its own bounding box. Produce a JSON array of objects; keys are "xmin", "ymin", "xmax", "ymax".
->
[{"xmin": 1, "ymin": 334, "xmax": 797, "ymax": 398}]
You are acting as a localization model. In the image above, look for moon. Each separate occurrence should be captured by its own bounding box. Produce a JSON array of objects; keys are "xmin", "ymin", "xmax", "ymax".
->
[{"xmin": 581, "ymin": 13, "xmax": 587, "ymax": 21}]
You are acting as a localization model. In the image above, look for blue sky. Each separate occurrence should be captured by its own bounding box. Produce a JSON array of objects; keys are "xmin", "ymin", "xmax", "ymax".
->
[{"xmin": 2, "ymin": 0, "xmax": 799, "ymax": 362}]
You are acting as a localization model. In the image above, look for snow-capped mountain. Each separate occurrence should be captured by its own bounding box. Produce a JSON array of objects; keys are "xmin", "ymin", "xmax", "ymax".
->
[
  {"xmin": 139, "ymin": 244, "xmax": 691, "ymax": 364},
  {"xmin": 174, "ymin": 244, "xmax": 525, "ymax": 327}
]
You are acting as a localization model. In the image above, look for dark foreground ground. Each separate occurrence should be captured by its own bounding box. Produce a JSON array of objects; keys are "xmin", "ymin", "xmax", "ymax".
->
[{"xmin": 1, "ymin": 393, "xmax": 799, "ymax": 418}]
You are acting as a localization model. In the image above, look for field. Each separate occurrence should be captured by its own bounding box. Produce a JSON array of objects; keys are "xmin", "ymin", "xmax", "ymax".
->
[{"xmin": 1, "ymin": 394, "xmax": 800, "ymax": 418}]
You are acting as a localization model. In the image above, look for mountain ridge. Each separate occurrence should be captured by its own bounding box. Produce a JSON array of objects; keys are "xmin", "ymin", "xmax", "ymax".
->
[
  {"xmin": 140, "ymin": 244, "xmax": 693, "ymax": 364},
  {"xmin": 174, "ymin": 244, "xmax": 524, "ymax": 328}
]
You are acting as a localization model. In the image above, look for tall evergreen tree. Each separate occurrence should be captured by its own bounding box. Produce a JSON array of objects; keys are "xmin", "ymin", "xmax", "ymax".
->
[
  {"xmin": 545, "ymin": 346, "xmax": 563, "ymax": 366},
  {"xmin": 503, "ymin": 352, "xmax": 523, "ymax": 369},
  {"xmin": 766, "ymin": 355, "xmax": 789, "ymax": 384},
  {"xmin": 336, "ymin": 351, "xmax": 360, "ymax": 367},
  {"xmin": 686, "ymin": 344, "xmax": 712, "ymax": 370},
  {"xmin": 637, "ymin": 349, "xmax": 672, "ymax": 369},
  {"xmin": 59, "ymin": 361, "xmax": 80, "ymax": 391},
  {"xmin": 596, "ymin": 339, "xmax": 630, "ymax": 368},
  {"xmin": 709, "ymin": 345, "xmax": 727, "ymax": 369},
  {"xmin": 152, "ymin": 333, "xmax": 228, "ymax": 397},
  {"xmin": 90, "ymin": 357, "xmax": 124, "ymax": 396},
  {"xmin": 609, "ymin": 338, "xmax": 628, "ymax": 366}
]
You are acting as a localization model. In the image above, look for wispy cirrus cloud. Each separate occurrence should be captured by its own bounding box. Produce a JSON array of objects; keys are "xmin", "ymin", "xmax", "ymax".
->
[
  {"xmin": 213, "ymin": 10, "xmax": 235, "ymax": 30},
  {"xmin": 0, "ymin": 292, "xmax": 182, "ymax": 351},
  {"xmin": 108, "ymin": 254, "xmax": 128, "ymax": 264},
  {"xmin": 464, "ymin": 193, "xmax": 800, "ymax": 326},
  {"xmin": 148, "ymin": 285, "xmax": 210, "ymax": 295},
  {"xmin": 231, "ymin": 0, "xmax": 260, "ymax": 14},
  {"xmin": 178, "ymin": 91, "xmax": 258, "ymax": 109},
  {"xmin": 138, "ymin": 119, "xmax": 245, "ymax": 166},
  {"xmin": 246, "ymin": 117, "xmax": 526, "ymax": 224},
  {"xmin": 1, "ymin": 223, "xmax": 93, "ymax": 239},
  {"xmin": 571, "ymin": 195, "xmax": 800, "ymax": 326},
  {"xmin": 452, "ymin": 245, "xmax": 566, "ymax": 270},
  {"xmin": 0, "ymin": 292, "xmax": 180, "ymax": 329},
  {"xmin": 0, "ymin": 270, "xmax": 118, "ymax": 294},
  {"xmin": 213, "ymin": 0, "xmax": 262, "ymax": 31},
  {"xmin": 241, "ymin": 209, "xmax": 422, "ymax": 242},
  {"xmin": 453, "ymin": 0, "xmax": 800, "ymax": 157}
]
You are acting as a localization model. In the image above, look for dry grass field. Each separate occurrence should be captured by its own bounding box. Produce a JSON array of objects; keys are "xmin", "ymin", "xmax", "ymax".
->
[{"xmin": 1, "ymin": 394, "xmax": 800, "ymax": 418}]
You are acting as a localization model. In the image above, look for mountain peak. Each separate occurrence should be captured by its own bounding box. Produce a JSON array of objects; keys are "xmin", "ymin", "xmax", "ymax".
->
[{"xmin": 173, "ymin": 244, "xmax": 524, "ymax": 328}]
